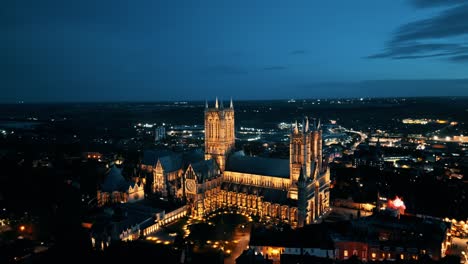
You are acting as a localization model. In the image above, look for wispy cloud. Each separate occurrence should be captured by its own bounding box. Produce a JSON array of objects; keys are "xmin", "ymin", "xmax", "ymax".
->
[
  {"xmin": 368, "ymin": 2, "xmax": 468, "ymax": 63},
  {"xmin": 263, "ymin": 66, "xmax": 287, "ymax": 71},
  {"xmin": 450, "ymin": 54, "xmax": 468, "ymax": 62}
]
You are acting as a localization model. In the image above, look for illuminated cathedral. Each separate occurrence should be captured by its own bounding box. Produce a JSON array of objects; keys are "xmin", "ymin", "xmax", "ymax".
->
[{"xmin": 143, "ymin": 98, "xmax": 330, "ymax": 228}]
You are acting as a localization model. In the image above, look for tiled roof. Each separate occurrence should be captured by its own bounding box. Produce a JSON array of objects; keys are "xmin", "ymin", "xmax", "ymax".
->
[
  {"xmin": 101, "ymin": 165, "xmax": 130, "ymax": 192},
  {"xmin": 191, "ymin": 159, "xmax": 219, "ymax": 182},
  {"xmin": 226, "ymin": 152, "xmax": 290, "ymax": 178}
]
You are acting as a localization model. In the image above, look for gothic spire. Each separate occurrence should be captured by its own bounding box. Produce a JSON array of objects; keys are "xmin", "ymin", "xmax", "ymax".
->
[
  {"xmin": 230, "ymin": 97, "xmax": 233, "ymax": 109},
  {"xmin": 215, "ymin": 97, "xmax": 219, "ymax": 109},
  {"xmin": 205, "ymin": 99, "xmax": 208, "ymax": 109},
  {"xmin": 220, "ymin": 98, "xmax": 224, "ymax": 108},
  {"xmin": 294, "ymin": 120, "xmax": 299, "ymax": 134},
  {"xmin": 302, "ymin": 118, "xmax": 305, "ymax": 133}
]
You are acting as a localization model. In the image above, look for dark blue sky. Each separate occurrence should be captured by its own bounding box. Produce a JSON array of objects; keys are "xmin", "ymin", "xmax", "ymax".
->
[{"xmin": 3, "ymin": 0, "xmax": 468, "ymax": 102}]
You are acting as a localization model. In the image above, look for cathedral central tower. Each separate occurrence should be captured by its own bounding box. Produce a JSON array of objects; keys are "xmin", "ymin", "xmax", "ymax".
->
[{"xmin": 204, "ymin": 98, "xmax": 235, "ymax": 172}]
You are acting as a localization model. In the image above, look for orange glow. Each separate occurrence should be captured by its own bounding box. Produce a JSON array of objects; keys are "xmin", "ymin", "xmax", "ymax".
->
[
  {"xmin": 19, "ymin": 225, "xmax": 26, "ymax": 231},
  {"xmin": 388, "ymin": 196, "xmax": 406, "ymax": 214},
  {"xmin": 81, "ymin": 222, "xmax": 93, "ymax": 229},
  {"xmin": 271, "ymin": 249, "xmax": 279, "ymax": 255}
]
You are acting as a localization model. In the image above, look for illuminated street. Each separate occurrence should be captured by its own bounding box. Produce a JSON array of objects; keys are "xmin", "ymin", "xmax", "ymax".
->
[{"xmin": 225, "ymin": 223, "xmax": 251, "ymax": 264}]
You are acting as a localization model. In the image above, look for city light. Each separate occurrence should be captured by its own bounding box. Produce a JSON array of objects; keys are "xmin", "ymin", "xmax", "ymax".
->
[{"xmin": 388, "ymin": 196, "xmax": 406, "ymax": 214}]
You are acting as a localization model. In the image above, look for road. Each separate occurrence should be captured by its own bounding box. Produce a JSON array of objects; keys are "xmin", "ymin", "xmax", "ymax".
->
[
  {"xmin": 344, "ymin": 128, "xmax": 367, "ymax": 150},
  {"xmin": 224, "ymin": 224, "xmax": 251, "ymax": 264}
]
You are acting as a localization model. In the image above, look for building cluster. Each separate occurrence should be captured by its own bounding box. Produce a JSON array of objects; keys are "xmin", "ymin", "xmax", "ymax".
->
[
  {"xmin": 90, "ymin": 99, "xmax": 331, "ymax": 249},
  {"xmin": 241, "ymin": 211, "xmax": 450, "ymax": 264},
  {"xmin": 144, "ymin": 99, "xmax": 330, "ymax": 227},
  {"xmin": 96, "ymin": 165, "xmax": 145, "ymax": 206}
]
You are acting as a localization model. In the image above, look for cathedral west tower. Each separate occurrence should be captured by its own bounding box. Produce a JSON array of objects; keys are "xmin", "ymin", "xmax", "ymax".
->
[{"xmin": 204, "ymin": 98, "xmax": 235, "ymax": 172}]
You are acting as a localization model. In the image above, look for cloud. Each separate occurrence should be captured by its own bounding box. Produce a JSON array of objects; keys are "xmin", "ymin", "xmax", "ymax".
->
[
  {"xmin": 450, "ymin": 54, "xmax": 468, "ymax": 61},
  {"xmin": 367, "ymin": 43, "xmax": 468, "ymax": 59},
  {"xmin": 206, "ymin": 65, "xmax": 248, "ymax": 75},
  {"xmin": 392, "ymin": 4, "xmax": 468, "ymax": 43},
  {"xmin": 263, "ymin": 66, "xmax": 287, "ymax": 71},
  {"xmin": 290, "ymin": 50, "xmax": 306, "ymax": 55},
  {"xmin": 368, "ymin": 3, "xmax": 468, "ymax": 63}
]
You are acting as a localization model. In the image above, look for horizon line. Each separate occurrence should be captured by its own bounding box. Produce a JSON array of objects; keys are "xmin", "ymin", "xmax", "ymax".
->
[{"xmin": 1, "ymin": 95, "xmax": 467, "ymax": 104}]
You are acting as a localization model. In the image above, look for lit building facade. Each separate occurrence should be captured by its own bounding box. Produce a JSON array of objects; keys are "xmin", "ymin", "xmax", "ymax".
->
[
  {"xmin": 333, "ymin": 213, "xmax": 450, "ymax": 262},
  {"xmin": 191, "ymin": 99, "xmax": 329, "ymax": 227},
  {"xmin": 154, "ymin": 126, "xmax": 166, "ymax": 142},
  {"xmin": 249, "ymin": 224, "xmax": 335, "ymax": 263},
  {"xmin": 97, "ymin": 165, "xmax": 145, "ymax": 207},
  {"xmin": 145, "ymin": 99, "xmax": 330, "ymax": 227}
]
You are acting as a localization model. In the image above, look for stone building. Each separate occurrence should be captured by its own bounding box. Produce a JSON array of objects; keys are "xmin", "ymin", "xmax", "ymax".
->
[
  {"xmin": 145, "ymin": 98, "xmax": 330, "ymax": 227},
  {"xmin": 97, "ymin": 165, "xmax": 145, "ymax": 207}
]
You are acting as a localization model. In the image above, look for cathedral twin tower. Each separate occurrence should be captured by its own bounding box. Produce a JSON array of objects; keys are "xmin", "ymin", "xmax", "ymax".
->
[
  {"xmin": 205, "ymin": 97, "xmax": 324, "ymax": 179},
  {"xmin": 204, "ymin": 97, "xmax": 235, "ymax": 172},
  {"xmin": 203, "ymin": 98, "xmax": 330, "ymax": 227}
]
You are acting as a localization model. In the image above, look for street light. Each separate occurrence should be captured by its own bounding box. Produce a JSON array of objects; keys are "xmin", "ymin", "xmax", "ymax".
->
[{"xmin": 462, "ymin": 251, "xmax": 467, "ymax": 263}]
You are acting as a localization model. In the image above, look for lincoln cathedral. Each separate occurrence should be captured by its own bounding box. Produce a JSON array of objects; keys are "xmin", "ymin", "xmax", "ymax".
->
[{"xmin": 103, "ymin": 98, "xmax": 329, "ymax": 228}]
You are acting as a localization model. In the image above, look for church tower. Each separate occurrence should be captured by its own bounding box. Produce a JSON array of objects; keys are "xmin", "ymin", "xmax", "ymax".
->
[
  {"xmin": 310, "ymin": 119, "xmax": 323, "ymax": 176},
  {"xmin": 290, "ymin": 117, "xmax": 312, "ymax": 182},
  {"xmin": 204, "ymin": 98, "xmax": 235, "ymax": 172}
]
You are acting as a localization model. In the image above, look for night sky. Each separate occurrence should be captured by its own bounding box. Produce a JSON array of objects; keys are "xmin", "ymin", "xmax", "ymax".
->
[{"xmin": 3, "ymin": 0, "xmax": 468, "ymax": 102}]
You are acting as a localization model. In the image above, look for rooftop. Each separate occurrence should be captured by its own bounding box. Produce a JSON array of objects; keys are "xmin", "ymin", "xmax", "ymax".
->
[
  {"xmin": 250, "ymin": 224, "xmax": 334, "ymax": 249},
  {"xmin": 226, "ymin": 151, "xmax": 290, "ymax": 178}
]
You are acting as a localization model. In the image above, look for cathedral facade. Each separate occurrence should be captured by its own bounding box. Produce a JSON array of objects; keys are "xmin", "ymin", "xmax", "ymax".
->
[{"xmin": 145, "ymin": 98, "xmax": 330, "ymax": 228}]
